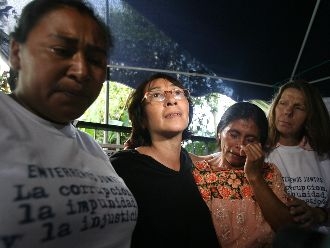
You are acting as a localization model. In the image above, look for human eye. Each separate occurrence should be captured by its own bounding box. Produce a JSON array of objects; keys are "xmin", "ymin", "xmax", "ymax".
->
[
  {"xmin": 278, "ymin": 99, "xmax": 287, "ymax": 106},
  {"xmin": 294, "ymin": 105, "xmax": 306, "ymax": 111},
  {"xmin": 86, "ymin": 50, "xmax": 107, "ymax": 67},
  {"xmin": 173, "ymin": 89, "xmax": 184, "ymax": 97},
  {"xmin": 246, "ymin": 137, "xmax": 258, "ymax": 144},
  {"xmin": 228, "ymin": 131, "xmax": 239, "ymax": 139},
  {"xmin": 174, "ymin": 89, "xmax": 183, "ymax": 95},
  {"xmin": 86, "ymin": 54, "xmax": 106, "ymax": 67},
  {"xmin": 50, "ymin": 46, "xmax": 74, "ymax": 58},
  {"xmin": 150, "ymin": 91, "xmax": 164, "ymax": 101}
]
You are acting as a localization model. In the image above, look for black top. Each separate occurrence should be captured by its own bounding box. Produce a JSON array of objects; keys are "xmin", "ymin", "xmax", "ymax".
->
[{"xmin": 110, "ymin": 148, "xmax": 220, "ymax": 248}]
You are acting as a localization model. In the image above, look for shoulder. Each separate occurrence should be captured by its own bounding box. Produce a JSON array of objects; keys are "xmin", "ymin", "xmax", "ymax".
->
[
  {"xmin": 75, "ymin": 129, "xmax": 109, "ymax": 159},
  {"xmin": 263, "ymin": 161, "xmax": 279, "ymax": 172},
  {"xmin": 192, "ymin": 160, "xmax": 210, "ymax": 172},
  {"xmin": 0, "ymin": 93, "xmax": 17, "ymax": 114},
  {"xmin": 110, "ymin": 149, "xmax": 141, "ymax": 166},
  {"xmin": 110, "ymin": 149, "xmax": 151, "ymax": 178},
  {"xmin": 262, "ymin": 162, "xmax": 283, "ymax": 180},
  {"xmin": 110, "ymin": 149, "xmax": 138, "ymax": 159},
  {"xmin": 75, "ymin": 129, "xmax": 101, "ymax": 149}
]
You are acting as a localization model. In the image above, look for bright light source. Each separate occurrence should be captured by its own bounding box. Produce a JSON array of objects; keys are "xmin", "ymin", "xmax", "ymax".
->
[{"xmin": 0, "ymin": 57, "xmax": 9, "ymax": 73}]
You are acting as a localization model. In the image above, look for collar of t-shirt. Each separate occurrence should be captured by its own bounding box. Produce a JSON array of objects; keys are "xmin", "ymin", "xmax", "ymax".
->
[{"xmin": 276, "ymin": 136, "xmax": 313, "ymax": 151}]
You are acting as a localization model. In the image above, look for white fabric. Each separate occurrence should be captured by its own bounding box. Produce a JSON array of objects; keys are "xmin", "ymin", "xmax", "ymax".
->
[
  {"xmin": 266, "ymin": 145, "xmax": 330, "ymax": 207},
  {"xmin": 266, "ymin": 145, "xmax": 330, "ymax": 231},
  {"xmin": 0, "ymin": 93, "xmax": 137, "ymax": 248},
  {"xmin": 323, "ymin": 97, "xmax": 330, "ymax": 115}
]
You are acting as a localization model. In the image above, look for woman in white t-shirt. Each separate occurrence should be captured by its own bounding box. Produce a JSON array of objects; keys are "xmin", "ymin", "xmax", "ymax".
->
[
  {"xmin": 0, "ymin": 1, "xmax": 137, "ymax": 247},
  {"xmin": 266, "ymin": 80, "xmax": 330, "ymax": 232}
]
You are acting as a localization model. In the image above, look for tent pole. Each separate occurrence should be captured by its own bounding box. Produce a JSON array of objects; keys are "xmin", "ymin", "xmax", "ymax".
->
[
  {"xmin": 103, "ymin": 1, "xmax": 111, "ymax": 144},
  {"xmin": 289, "ymin": 0, "xmax": 321, "ymax": 81},
  {"xmin": 309, "ymin": 76, "xmax": 330, "ymax": 84},
  {"xmin": 108, "ymin": 64, "xmax": 274, "ymax": 88}
]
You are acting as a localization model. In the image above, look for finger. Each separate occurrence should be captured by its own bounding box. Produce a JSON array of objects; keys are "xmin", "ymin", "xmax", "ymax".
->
[
  {"xmin": 297, "ymin": 217, "xmax": 313, "ymax": 228},
  {"xmin": 291, "ymin": 209, "xmax": 310, "ymax": 220},
  {"xmin": 242, "ymin": 144, "xmax": 263, "ymax": 161},
  {"xmin": 287, "ymin": 197, "xmax": 305, "ymax": 208},
  {"xmin": 289, "ymin": 201, "xmax": 309, "ymax": 214},
  {"xmin": 247, "ymin": 143, "xmax": 263, "ymax": 156},
  {"xmin": 238, "ymin": 146, "xmax": 246, "ymax": 156},
  {"xmin": 244, "ymin": 146, "xmax": 258, "ymax": 160},
  {"xmin": 290, "ymin": 204, "xmax": 313, "ymax": 226}
]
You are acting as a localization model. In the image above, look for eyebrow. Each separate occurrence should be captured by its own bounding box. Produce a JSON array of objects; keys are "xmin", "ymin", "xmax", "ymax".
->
[
  {"xmin": 147, "ymin": 84, "xmax": 181, "ymax": 92},
  {"xmin": 147, "ymin": 86, "xmax": 162, "ymax": 91},
  {"xmin": 280, "ymin": 97, "xmax": 306, "ymax": 106},
  {"xmin": 49, "ymin": 34, "xmax": 107, "ymax": 55}
]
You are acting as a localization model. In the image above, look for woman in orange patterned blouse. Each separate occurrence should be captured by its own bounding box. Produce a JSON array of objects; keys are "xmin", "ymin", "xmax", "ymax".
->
[{"xmin": 192, "ymin": 102, "xmax": 294, "ymax": 248}]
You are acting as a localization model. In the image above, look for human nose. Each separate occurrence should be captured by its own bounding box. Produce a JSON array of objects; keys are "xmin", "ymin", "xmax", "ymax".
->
[
  {"xmin": 283, "ymin": 105, "xmax": 293, "ymax": 116},
  {"xmin": 232, "ymin": 139, "xmax": 244, "ymax": 150},
  {"xmin": 68, "ymin": 52, "xmax": 90, "ymax": 82},
  {"xmin": 238, "ymin": 138, "xmax": 246, "ymax": 147},
  {"xmin": 164, "ymin": 91, "xmax": 178, "ymax": 106},
  {"xmin": 236, "ymin": 137, "xmax": 252, "ymax": 148}
]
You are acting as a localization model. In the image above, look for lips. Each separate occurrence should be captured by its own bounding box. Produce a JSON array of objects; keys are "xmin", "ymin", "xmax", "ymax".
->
[
  {"xmin": 55, "ymin": 88, "xmax": 88, "ymax": 100},
  {"xmin": 278, "ymin": 120, "xmax": 292, "ymax": 127},
  {"xmin": 52, "ymin": 81, "xmax": 87, "ymax": 98},
  {"xmin": 164, "ymin": 112, "xmax": 182, "ymax": 118},
  {"xmin": 230, "ymin": 151, "xmax": 246, "ymax": 159},
  {"xmin": 63, "ymin": 90, "xmax": 85, "ymax": 97}
]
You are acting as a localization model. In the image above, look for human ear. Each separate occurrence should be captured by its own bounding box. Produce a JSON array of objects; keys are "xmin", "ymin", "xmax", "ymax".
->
[{"xmin": 9, "ymin": 39, "xmax": 21, "ymax": 70}]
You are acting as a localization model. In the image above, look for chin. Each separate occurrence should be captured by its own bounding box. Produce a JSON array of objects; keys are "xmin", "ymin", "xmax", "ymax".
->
[
  {"xmin": 226, "ymin": 157, "xmax": 244, "ymax": 168},
  {"xmin": 48, "ymin": 112, "xmax": 80, "ymax": 125}
]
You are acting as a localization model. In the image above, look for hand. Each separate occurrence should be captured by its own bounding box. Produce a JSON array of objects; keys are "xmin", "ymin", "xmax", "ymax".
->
[
  {"xmin": 287, "ymin": 197, "xmax": 326, "ymax": 228},
  {"xmin": 241, "ymin": 143, "xmax": 264, "ymax": 182}
]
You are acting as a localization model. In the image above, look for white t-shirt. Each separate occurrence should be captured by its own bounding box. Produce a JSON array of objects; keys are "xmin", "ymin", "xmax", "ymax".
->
[
  {"xmin": 0, "ymin": 93, "xmax": 137, "ymax": 248},
  {"xmin": 266, "ymin": 145, "xmax": 330, "ymax": 208}
]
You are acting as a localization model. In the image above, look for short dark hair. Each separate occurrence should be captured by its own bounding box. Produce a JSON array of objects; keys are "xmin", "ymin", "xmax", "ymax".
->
[
  {"xmin": 10, "ymin": 0, "xmax": 113, "ymax": 51},
  {"xmin": 125, "ymin": 73, "xmax": 193, "ymax": 149},
  {"xmin": 217, "ymin": 102, "xmax": 269, "ymax": 149},
  {"xmin": 267, "ymin": 80, "xmax": 330, "ymax": 156}
]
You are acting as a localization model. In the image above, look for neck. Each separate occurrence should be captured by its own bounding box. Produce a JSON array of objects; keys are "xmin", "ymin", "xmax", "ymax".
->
[
  {"xmin": 221, "ymin": 158, "xmax": 244, "ymax": 170},
  {"xmin": 278, "ymin": 136, "xmax": 301, "ymax": 146},
  {"xmin": 9, "ymin": 92, "xmax": 69, "ymax": 125},
  {"xmin": 138, "ymin": 139, "xmax": 182, "ymax": 171},
  {"xmin": 9, "ymin": 92, "xmax": 29, "ymax": 110}
]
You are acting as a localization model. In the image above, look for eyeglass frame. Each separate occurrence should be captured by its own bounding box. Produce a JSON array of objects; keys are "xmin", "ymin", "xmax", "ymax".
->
[{"xmin": 141, "ymin": 88, "xmax": 190, "ymax": 103}]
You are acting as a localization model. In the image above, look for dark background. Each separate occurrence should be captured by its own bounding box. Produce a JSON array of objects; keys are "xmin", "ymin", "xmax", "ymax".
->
[{"xmin": 124, "ymin": 0, "xmax": 330, "ymax": 100}]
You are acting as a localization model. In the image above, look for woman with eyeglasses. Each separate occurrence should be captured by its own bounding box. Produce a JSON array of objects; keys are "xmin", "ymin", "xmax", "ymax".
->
[{"xmin": 110, "ymin": 73, "xmax": 220, "ymax": 248}]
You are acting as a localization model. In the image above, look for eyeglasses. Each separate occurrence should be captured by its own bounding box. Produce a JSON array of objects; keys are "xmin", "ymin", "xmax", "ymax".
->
[{"xmin": 141, "ymin": 89, "xmax": 190, "ymax": 103}]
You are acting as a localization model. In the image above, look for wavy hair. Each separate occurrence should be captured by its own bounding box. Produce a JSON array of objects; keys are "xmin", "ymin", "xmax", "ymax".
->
[{"xmin": 267, "ymin": 80, "xmax": 330, "ymax": 156}]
